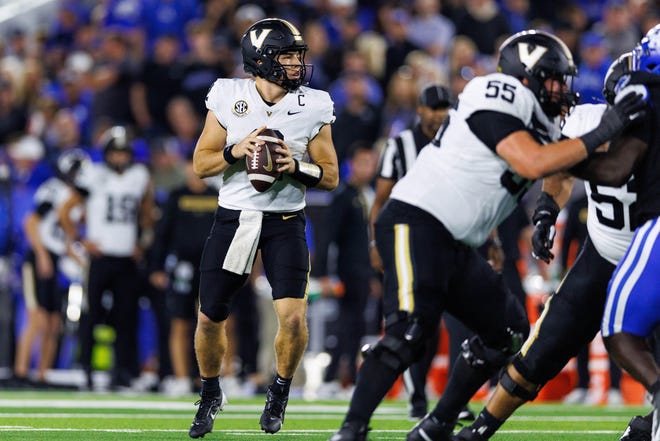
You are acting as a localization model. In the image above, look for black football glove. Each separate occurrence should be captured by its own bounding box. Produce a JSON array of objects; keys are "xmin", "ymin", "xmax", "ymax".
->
[
  {"xmin": 531, "ymin": 191, "xmax": 560, "ymax": 263},
  {"xmin": 580, "ymin": 91, "xmax": 647, "ymax": 154}
]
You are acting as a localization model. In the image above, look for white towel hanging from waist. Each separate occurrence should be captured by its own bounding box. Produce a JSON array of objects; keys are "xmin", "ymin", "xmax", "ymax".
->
[{"xmin": 222, "ymin": 210, "xmax": 263, "ymax": 275}]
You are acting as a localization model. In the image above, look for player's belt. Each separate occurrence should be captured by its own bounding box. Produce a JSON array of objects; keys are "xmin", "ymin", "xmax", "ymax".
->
[{"xmin": 262, "ymin": 209, "xmax": 303, "ymax": 217}]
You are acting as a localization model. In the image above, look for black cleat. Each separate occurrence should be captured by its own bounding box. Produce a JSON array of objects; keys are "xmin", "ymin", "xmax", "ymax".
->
[
  {"xmin": 407, "ymin": 414, "xmax": 454, "ymax": 441},
  {"xmin": 458, "ymin": 406, "xmax": 476, "ymax": 422},
  {"xmin": 189, "ymin": 392, "xmax": 227, "ymax": 438},
  {"xmin": 454, "ymin": 426, "xmax": 489, "ymax": 440},
  {"xmin": 620, "ymin": 415, "xmax": 652, "ymax": 441},
  {"xmin": 328, "ymin": 421, "xmax": 370, "ymax": 441},
  {"xmin": 260, "ymin": 385, "xmax": 289, "ymax": 433}
]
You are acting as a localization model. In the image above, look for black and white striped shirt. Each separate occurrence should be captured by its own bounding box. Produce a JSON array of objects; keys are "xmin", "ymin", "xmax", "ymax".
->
[{"xmin": 377, "ymin": 124, "xmax": 431, "ymax": 182}]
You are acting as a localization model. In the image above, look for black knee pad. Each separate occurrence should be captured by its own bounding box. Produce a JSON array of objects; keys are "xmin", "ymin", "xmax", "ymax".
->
[
  {"xmin": 363, "ymin": 319, "xmax": 426, "ymax": 373},
  {"xmin": 499, "ymin": 368, "xmax": 539, "ymax": 402}
]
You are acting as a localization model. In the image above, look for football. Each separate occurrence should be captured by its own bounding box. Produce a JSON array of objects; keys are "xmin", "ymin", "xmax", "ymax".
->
[{"xmin": 246, "ymin": 128, "xmax": 284, "ymax": 192}]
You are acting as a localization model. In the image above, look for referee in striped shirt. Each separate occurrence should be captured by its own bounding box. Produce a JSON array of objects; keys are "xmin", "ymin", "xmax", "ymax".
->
[{"xmin": 369, "ymin": 84, "xmax": 453, "ymax": 419}]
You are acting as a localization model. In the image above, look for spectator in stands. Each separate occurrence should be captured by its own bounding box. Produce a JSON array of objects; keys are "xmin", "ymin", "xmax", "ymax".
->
[
  {"xmin": 227, "ymin": 4, "xmax": 267, "ymax": 74},
  {"xmin": 380, "ymin": 67, "xmax": 419, "ymax": 138},
  {"xmin": 181, "ymin": 20, "xmax": 228, "ymax": 119},
  {"xmin": 501, "ymin": 0, "xmax": 530, "ymax": 33},
  {"xmin": 142, "ymin": 0, "xmax": 201, "ymax": 50},
  {"xmin": 593, "ymin": 0, "xmax": 641, "ymax": 60},
  {"xmin": 328, "ymin": 49, "xmax": 383, "ymax": 112},
  {"xmin": 321, "ymin": 0, "xmax": 371, "ymax": 49},
  {"xmin": 203, "ymin": 0, "xmax": 237, "ymax": 34},
  {"xmin": 447, "ymin": 36, "xmax": 488, "ymax": 97},
  {"xmin": 408, "ymin": 0, "xmax": 456, "ymax": 61},
  {"xmin": 381, "ymin": 7, "xmax": 420, "ymax": 89},
  {"xmin": 302, "ymin": 21, "xmax": 333, "ymax": 91},
  {"xmin": 331, "ymin": 70, "xmax": 383, "ymax": 167},
  {"xmin": 0, "ymin": 76, "xmax": 28, "ymax": 144},
  {"xmin": 55, "ymin": 68, "xmax": 95, "ymax": 146},
  {"xmin": 164, "ymin": 96, "xmax": 202, "ymax": 158},
  {"xmin": 131, "ymin": 34, "xmax": 184, "ymax": 139},
  {"xmin": 98, "ymin": 0, "xmax": 147, "ymax": 59},
  {"xmin": 454, "ymin": 0, "xmax": 510, "ymax": 56},
  {"xmin": 40, "ymin": 109, "xmax": 88, "ymax": 163},
  {"xmin": 574, "ymin": 32, "xmax": 611, "ymax": 104},
  {"xmin": 90, "ymin": 32, "xmax": 139, "ymax": 128},
  {"xmin": 266, "ymin": 0, "xmax": 317, "ymax": 29}
]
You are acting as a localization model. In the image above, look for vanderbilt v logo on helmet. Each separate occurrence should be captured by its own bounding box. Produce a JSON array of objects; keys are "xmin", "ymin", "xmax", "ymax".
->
[
  {"xmin": 498, "ymin": 30, "xmax": 578, "ymax": 117},
  {"xmin": 249, "ymin": 29, "xmax": 272, "ymax": 51},
  {"xmin": 517, "ymin": 43, "xmax": 548, "ymax": 70},
  {"xmin": 241, "ymin": 18, "xmax": 311, "ymax": 92}
]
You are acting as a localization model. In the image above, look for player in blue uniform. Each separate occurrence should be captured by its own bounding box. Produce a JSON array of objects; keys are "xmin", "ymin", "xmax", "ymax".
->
[{"xmin": 599, "ymin": 24, "xmax": 660, "ymax": 441}]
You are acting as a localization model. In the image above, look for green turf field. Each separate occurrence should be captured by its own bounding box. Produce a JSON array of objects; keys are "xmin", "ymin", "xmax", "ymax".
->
[{"xmin": 0, "ymin": 390, "xmax": 648, "ymax": 440}]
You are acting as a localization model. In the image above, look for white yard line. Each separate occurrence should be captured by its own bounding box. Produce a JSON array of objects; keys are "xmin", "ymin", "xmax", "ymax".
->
[
  {"xmin": 0, "ymin": 427, "xmax": 622, "ymax": 435},
  {"xmin": 0, "ymin": 412, "xmax": 634, "ymax": 422}
]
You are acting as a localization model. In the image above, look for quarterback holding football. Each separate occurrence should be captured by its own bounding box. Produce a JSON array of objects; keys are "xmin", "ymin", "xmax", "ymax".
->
[{"xmin": 188, "ymin": 17, "xmax": 338, "ymax": 439}]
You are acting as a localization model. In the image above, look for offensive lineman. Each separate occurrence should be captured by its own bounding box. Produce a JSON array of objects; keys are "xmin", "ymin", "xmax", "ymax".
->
[
  {"xmin": 370, "ymin": 84, "xmax": 456, "ymax": 420},
  {"xmin": 188, "ymin": 18, "xmax": 338, "ymax": 439},
  {"xmin": 454, "ymin": 52, "xmax": 653, "ymax": 441},
  {"xmin": 330, "ymin": 29, "xmax": 646, "ymax": 441}
]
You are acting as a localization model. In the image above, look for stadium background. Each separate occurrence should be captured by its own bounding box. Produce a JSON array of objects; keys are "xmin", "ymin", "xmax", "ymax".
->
[{"xmin": 0, "ymin": 0, "xmax": 657, "ymax": 403}]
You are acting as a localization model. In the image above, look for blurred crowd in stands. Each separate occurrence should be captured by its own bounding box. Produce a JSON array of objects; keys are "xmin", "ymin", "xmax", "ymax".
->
[{"xmin": 0, "ymin": 0, "xmax": 658, "ymax": 397}]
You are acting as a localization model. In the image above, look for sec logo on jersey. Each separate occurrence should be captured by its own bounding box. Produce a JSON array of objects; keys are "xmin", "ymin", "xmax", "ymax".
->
[{"xmin": 233, "ymin": 100, "xmax": 249, "ymax": 116}]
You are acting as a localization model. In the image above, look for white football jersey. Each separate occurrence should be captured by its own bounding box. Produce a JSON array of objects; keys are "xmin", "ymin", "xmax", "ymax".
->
[
  {"xmin": 33, "ymin": 177, "xmax": 74, "ymax": 255},
  {"xmin": 75, "ymin": 162, "xmax": 150, "ymax": 257},
  {"xmin": 562, "ymin": 103, "xmax": 636, "ymax": 264},
  {"xmin": 391, "ymin": 73, "xmax": 561, "ymax": 247},
  {"xmin": 206, "ymin": 78, "xmax": 335, "ymax": 212}
]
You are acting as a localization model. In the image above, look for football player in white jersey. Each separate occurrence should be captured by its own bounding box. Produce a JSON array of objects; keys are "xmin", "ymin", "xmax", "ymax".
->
[
  {"xmin": 14, "ymin": 149, "xmax": 88, "ymax": 387},
  {"xmin": 454, "ymin": 53, "xmax": 652, "ymax": 441},
  {"xmin": 188, "ymin": 18, "xmax": 338, "ymax": 439},
  {"xmin": 330, "ymin": 30, "xmax": 646, "ymax": 441},
  {"xmin": 59, "ymin": 126, "xmax": 155, "ymax": 391}
]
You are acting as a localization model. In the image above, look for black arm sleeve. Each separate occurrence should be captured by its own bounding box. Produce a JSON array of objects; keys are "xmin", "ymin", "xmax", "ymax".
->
[{"xmin": 466, "ymin": 111, "xmax": 528, "ymax": 152}]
